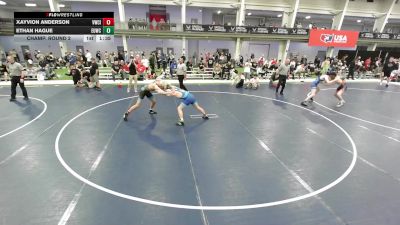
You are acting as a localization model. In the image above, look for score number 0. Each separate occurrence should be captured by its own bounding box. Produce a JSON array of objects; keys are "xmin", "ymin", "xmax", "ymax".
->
[{"xmin": 103, "ymin": 18, "xmax": 114, "ymax": 26}]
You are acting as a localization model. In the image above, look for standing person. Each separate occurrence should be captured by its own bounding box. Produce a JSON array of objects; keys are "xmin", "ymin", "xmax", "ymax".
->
[
  {"xmin": 127, "ymin": 56, "xmax": 138, "ymax": 93},
  {"xmin": 301, "ymin": 71, "xmax": 326, "ymax": 106},
  {"xmin": 380, "ymin": 57, "xmax": 398, "ymax": 87},
  {"xmin": 243, "ymin": 60, "xmax": 251, "ymax": 79},
  {"xmin": 89, "ymin": 58, "xmax": 101, "ymax": 90},
  {"xmin": 275, "ymin": 59, "xmax": 290, "ymax": 95},
  {"xmin": 149, "ymin": 52, "xmax": 156, "ymax": 77},
  {"xmin": 347, "ymin": 59, "xmax": 355, "ymax": 80},
  {"xmin": 6, "ymin": 56, "xmax": 28, "ymax": 101},
  {"xmin": 325, "ymin": 73, "xmax": 347, "ymax": 107},
  {"xmin": 157, "ymin": 83, "xmax": 209, "ymax": 126},
  {"xmin": 85, "ymin": 50, "xmax": 92, "ymax": 66},
  {"xmin": 123, "ymin": 81, "xmax": 168, "ymax": 121},
  {"xmin": 176, "ymin": 57, "xmax": 188, "ymax": 91}
]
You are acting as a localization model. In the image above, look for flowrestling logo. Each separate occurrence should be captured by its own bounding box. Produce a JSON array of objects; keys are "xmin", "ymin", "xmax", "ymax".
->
[{"xmin": 309, "ymin": 29, "xmax": 359, "ymax": 47}]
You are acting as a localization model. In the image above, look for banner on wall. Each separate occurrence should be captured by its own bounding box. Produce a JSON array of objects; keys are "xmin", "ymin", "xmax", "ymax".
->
[
  {"xmin": 183, "ymin": 24, "xmax": 310, "ymax": 35},
  {"xmin": 359, "ymin": 32, "xmax": 400, "ymax": 40},
  {"xmin": 308, "ymin": 29, "xmax": 359, "ymax": 47}
]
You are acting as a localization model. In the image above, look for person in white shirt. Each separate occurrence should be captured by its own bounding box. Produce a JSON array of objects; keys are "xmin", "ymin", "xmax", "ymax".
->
[
  {"xmin": 85, "ymin": 50, "xmax": 92, "ymax": 62},
  {"xmin": 141, "ymin": 56, "xmax": 149, "ymax": 75},
  {"xmin": 244, "ymin": 60, "xmax": 251, "ymax": 79}
]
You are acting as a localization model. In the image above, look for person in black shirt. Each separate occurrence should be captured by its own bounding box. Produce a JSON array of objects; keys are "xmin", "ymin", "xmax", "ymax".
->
[
  {"xmin": 69, "ymin": 64, "xmax": 82, "ymax": 87},
  {"xmin": 239, "ymin": 55, "xmax": 244, "ymax": 67},
  {"xmin": 111, "ymin": 60, "xmax": 123, "ymax": 81},
  {"xmin": 347, "ymin": 60, "xmax": 355, "ymax": 80},
  {"xmin": 207, "ymin": 57, "xmax": 214, "ymax": 68},
  {"xmin": 223, "ymin": 61, "xmax": 233, "ymax": 79},
  {"xmin": 96, "ymin": 51, "xmax": 101, "ymax": 62},
  {"xmin": 186, "ymin": 60, "xmax": 193, "ymax": 72},
  {"xmin": 89, "ymin": 58, "xmax": 101, "ymax": 90},
  {"xmin": 198, "ymin": 62, "xmax": 205, "ymax": 72},
  {"xmin": 380, "ymin": 57, "xmax": 398, "ymax": 87}
]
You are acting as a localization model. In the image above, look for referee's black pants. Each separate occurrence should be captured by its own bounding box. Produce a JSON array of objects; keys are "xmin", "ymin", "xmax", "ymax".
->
[
  {"xmin": 177, "ymin": 75, "xmax": 187, "ymax": 91},
  {"xmin": 276, "ymin": 75, "xmax": 287, "ymax": 94},
  {"xmin": 11, "ymin": 76, "xmax": 28, "ymax": 99}
]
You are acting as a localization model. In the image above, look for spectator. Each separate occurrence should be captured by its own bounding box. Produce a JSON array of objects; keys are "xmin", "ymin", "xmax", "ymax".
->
[
  {"xmin": 186, "ymin": 59, "xmax": 193, "ymax": 72},
  {"xmin": 223, "ymin": 61, "xmax": 233, "ymax": 80},
  {"xmin": 96, "ymin": 50, "xmax": 101, "ymax": 62},
  {"xmin": 0, "ymin": 60, "xmax": 9, "ymax": 82},
  {"xmin": 212, "ymin": 62, "xmax": 222, "ymax": 79},
  {"xmin": 111, "ymin": 60, "xmax": 123, "ymax": 81},
  {"xmin": 207, "ymin": 56, "xmax": 214, "ymax": 68},
  {"xmin": 26, "ymin": 59, "xmax": 38, "ymax": 80},
  {"xmin": 89, "ymin": 58, "xmax": 101, "ymax": 90},
  {"xmin": 69, "ymin": 64, "xmax": 82, "ymax": 87},
  {"xmin": 244, "ymin": 60, "xmax": 251, "ymax": 79}
]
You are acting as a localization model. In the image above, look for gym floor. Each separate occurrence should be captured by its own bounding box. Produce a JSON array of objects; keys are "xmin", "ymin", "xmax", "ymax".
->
[{"xmin": 0, "ymin": 82, "xmax": 399, "ymax": 225}]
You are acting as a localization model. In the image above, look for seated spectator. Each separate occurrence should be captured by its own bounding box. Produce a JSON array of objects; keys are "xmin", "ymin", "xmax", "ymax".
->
[
  {"xmin": 0, "ymin": 60, "xmax": 8, "ymax": 81},
  {"xmin": 186, "ymin": 60, "xmax": 193, "ymax": 72},
  {"xmin": 26, "ymin": 59, "xmax": 38, "ymax": 79},
  {"xmin": 294, "ymin": 64, "xmax": 306, "ymax": 79},
  {"xmin": 213, "ymin": 63, "xmax": 222, "ymax": 79},
  {"xmin": 111, "ymin": 60, "xmax": 124, "ymax": 81},
  {"xmin": 120, "ymin": 60, "xmax": 129, "ymax": 79},
  {"xmin": 251, "ymin": 60, "xmax": 257, "ymax": 74},
  {"xmin": 245, "ymin": 75, "xmax": 260, "ymax": 90},
  {"xmin": 207, "ymin": 57, "xmax": 214, "ymax": 68},
  {"xmin": 223, "ymin": 61, "xmax": 233, "ymax": 79},
  {"xmin": 198, "ymin": 61, "xmax": 205, "ymax": 72}
]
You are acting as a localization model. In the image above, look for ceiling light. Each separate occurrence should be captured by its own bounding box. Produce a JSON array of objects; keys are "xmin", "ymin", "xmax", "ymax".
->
[
  {"xmin": 217, "ymin": 10, "xmax": 221, "ymax": 14},
  {"xmin": 357, "ymin": 19, "xmax": 362, "ymax": 23},
  {"xmin": 25, "ymin": 2, "xmax": 37, "ymax": 7},
  {"xmin": 199, "ymin": 9, "xmax": 202, "ymax": 12},
  {"xmin": 277, "ymin": 14, "xmax": 282, "ymax": 18},
  {"xmin": 58, "ymin": 3, "xmax": 65, "ymax": 7},
  {"xmin": 0, "ymin": 0, "xmax": 7, "ymax": 5},
  {"xmin": 247, "ymin": 12, "xmax": 252, "ymax": 16},
  {"xmin": 305, "ymin": 16, "xmax": 311, "ymax": 19}
]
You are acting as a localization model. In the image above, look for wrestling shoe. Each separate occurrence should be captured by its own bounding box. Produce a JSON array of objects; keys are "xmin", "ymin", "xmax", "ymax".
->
[
  {"xmin": 301, "ymin": 101, "xmax": 308, "ymax": 107},
  {"xmin": 336, "ymin": 100, "xmax": 345, "ymax": 108},
  {"xmin": 123, "ymin": 112, "xmax": 128, "ymax": 121},
  {"xmin": 202, "ymin": 115, "xmax": 209, "ymax": 120},
  {"xmin": 176, "ymin": 121, "xmax": 184, "ymax": 126},
  {"xmin": 149, "ymin": 110, "xmax": 157, "ymax": 114}
]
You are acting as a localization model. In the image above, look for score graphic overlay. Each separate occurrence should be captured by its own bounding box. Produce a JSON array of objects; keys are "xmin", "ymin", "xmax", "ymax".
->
[{"xmin": 14, "ymin": 12, "xmax": 114, "ymax": 42}]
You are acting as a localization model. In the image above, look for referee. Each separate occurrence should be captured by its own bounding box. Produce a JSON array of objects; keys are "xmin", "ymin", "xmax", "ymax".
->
[
  {"xmin": 276, "ymin": 59, "xmax": 291, "ymax": 95},
  {"xmin": 6, "ymin": 56, "xmax": 28, "ymax": 101},
  {"xmin": 176, "ymin": 57, "xmax": 188, "ymax": 91}
]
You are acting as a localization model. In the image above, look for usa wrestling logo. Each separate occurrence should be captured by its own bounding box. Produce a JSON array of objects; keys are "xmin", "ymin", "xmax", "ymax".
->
[{"xmin": 320, "ymin": 34, "xmax": 333, "ymax": 43}]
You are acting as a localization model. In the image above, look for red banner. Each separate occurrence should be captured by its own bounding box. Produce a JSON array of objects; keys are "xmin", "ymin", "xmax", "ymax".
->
[{"xmin": 308, "ymin": 29, "xmax": 359, "ymax": 47}]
